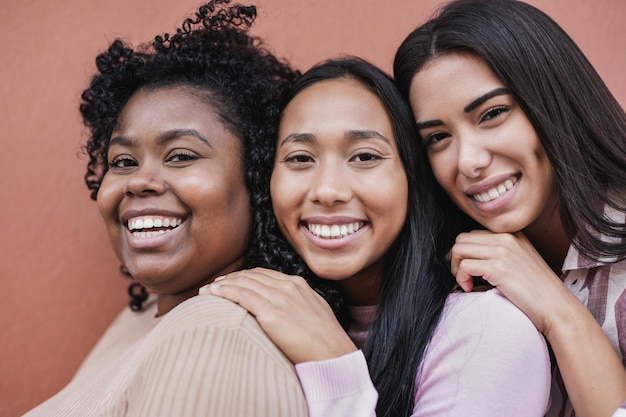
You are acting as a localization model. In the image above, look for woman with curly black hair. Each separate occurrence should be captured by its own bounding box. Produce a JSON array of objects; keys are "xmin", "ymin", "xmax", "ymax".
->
[{"xmin": 23, "ymin": 2, "xmax": 310, "ymax": 416}]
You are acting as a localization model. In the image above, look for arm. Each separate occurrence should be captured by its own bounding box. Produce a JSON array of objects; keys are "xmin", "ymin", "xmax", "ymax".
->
[
  {"xmin": 296, "ymin": 351, "xmax": 377, "ymax": 417},
  {"xmin": 412, "ymin": 290, "xmax": 551, "ymax": 417},
  {"xmin": 203, "ymin": 268, "xmax": 378, "ymax": 417},
  {"xmin": 450, "ymin": 230, "xmax": 626, "ymax": 417},
  {"xmin": 202, "ymin": 268, "xmax": 357, "ymax": 363}
]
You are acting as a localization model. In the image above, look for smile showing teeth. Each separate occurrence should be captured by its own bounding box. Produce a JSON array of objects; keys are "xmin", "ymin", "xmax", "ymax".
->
[
  {"xmin": 472, "ymin": 177, "xmax": 518, "ymax": 203},
  {"xmin": 307, "ymin": 222, "xmax": 364, "ymax": 239},
  {"xmin": 127, "ymin": 215, "xmax": 183, "ymax": 237}
]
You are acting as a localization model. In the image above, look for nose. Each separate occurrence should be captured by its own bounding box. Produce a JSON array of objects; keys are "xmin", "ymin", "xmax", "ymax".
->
[
  {"xmin": 124, "ymin": 161, "xmax": 166, "ymax": 197},
  {"xmin": 307, "ymin": 160, "xmax": 351, "ymax": 206},
  {"xmin": 456, "ymin": 132, "xmax": 491, "ymax": 178}
]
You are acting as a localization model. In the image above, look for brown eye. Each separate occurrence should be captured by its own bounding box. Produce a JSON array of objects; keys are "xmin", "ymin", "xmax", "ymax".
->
[
  {"xmin": 423, "ymin": 132, "xmax": 450, "ymax": 148},
  {"xmin": 110, "ymin": 155, "xmax": 137, "ymax": 168},
  {"xmin": 285, "ymin": 154, "xmax": 313, "ymax": 163},
  {"xmin": 480, "ymin": 106, "xmax": 509, "ymax": 123},
  {"xmin": 350, "ymin": 152, "xmax": 380, "ymax": 162},
  {"xmin": 166, "ymin": 151, "xmax": 198, "ymax": 163}
]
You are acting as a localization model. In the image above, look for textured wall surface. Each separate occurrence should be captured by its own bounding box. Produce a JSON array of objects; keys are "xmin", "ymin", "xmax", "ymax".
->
[{"xmin": 1, "ymin": 0, "xmax": 623, "ymax": 415}]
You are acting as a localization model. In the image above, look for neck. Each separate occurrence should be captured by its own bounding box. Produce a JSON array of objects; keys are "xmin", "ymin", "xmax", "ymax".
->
[
  {"xmin": 156, "ymin": 288, "xmax": 199, "ymax": 317},
  {"xmin": 154, "ymin": 259, "xmax": 246, "ymax": 316},
  {"xmin": 338, "ymin": 262, "xmax": 384, "ymax": 307}
]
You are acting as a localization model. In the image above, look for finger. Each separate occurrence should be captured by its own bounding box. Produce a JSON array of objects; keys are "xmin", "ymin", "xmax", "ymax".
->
[
  {"xmin": 207, "ymin": 281, "xmax": 275, "ymax": 319},
  {"xmin": 456, "ymin": 272, "xmax": 474, "ymax": 292}
]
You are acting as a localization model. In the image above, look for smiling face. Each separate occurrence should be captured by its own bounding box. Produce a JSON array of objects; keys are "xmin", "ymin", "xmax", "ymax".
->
[
  {"xmin": 409, "ymin": 52, "xmax": 557, "ymax": 237},
  {"xmin": 97, "ymin": 85, "xmax": 251, "ymax": 315},
  {"xmin": 271, "ymin": 78, "xmax": 408, "ymax": 305}
]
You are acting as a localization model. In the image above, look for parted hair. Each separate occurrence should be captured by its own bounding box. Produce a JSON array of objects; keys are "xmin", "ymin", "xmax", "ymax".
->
[
  {"xmin": 264, "ymin": 57, "xmax": 456, "ymax": 417},
  {"xmin": 394, "ymin": 0, "xmax": 626, "ymax": 260}
]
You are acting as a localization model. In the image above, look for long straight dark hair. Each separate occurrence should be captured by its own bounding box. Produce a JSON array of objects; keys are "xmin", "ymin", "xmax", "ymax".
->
[
  {"xmin": 394, "ymin": 0, "xmax": 626, "ymax": 260},
  {"xmin": 265, "ymin": 57, "xmax": 456, "ymax": 416}
]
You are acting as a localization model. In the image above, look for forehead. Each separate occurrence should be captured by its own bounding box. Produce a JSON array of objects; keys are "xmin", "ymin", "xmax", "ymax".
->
[
  {"xmin": 113, "ymin": 85, "xmax": 241, "ymax": 147},
  {"xmin": 409, "ymin": 53, "xmax": 505, "ymax": 112},
  {"xmin": 280, "ymin": 78, "xmax": 394, "ymax": 137},
  {"xmin": 117, "ymin": 86, "xmax": 216, "ymax": 127}
]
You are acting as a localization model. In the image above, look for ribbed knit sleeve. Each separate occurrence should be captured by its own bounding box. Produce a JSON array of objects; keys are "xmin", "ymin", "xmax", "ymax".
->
[
  {"xmin": 296, "ymin": 351, "xmax": 377, "ymax": 417},
  {"xmin": 23, "ymin": 295, "xmax": 309, "ymax": 417},
  {"xmin": 125, "ymin": 295, "xmax": 309, "ymax": 417}
]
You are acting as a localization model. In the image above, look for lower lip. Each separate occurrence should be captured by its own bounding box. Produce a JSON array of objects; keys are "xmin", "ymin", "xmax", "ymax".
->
[
  {"xmin": 301, "ymin": 224, "xmax": 366, "ymax": 250},
  {"xmin": 471, "ymin": 179, "xmax": 519, "ymax": 212}
]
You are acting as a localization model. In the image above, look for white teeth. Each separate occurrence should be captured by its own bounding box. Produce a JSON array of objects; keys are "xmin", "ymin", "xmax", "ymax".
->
[
  {"xmin": 472, "ymin": 177, "xmax": 518, "ymax": 203},
  {"xmin": 132, "ymin": 230, "xmax": 167, "ymax": 238},
  {"xmin": 307, "ymin": 222, "xmax": 364, "ymax": 239},
  {"xmin": 128, "ymin": 215, "xmax": 183, "ymax": 232}
]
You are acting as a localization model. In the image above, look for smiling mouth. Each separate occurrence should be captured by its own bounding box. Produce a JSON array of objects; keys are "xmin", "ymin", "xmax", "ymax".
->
[
  {"xmin": 306, "ymin": 222, "xmax": 364, "ymax": 239},
  {"xmin": 471, "ymin": 176, "xmax": 519, "ymax": 203},
  {"xmin": 127, "ymin": 215, "xmax": 183, "ymax": 237}
]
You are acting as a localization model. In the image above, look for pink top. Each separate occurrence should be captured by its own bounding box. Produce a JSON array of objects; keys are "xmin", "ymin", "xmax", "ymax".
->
[{"xmin": 297, "ymin": 289, "xmax": 552, "ymax": 416}]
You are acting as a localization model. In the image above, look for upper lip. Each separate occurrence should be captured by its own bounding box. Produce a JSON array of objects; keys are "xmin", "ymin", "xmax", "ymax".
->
[
  {"xmin": 463, "ymin": 173, "xmax": 520, "ymax": 196},
  {"xmin": 302, "ymin": 215, "xmax": 367, "ymax": 225}
]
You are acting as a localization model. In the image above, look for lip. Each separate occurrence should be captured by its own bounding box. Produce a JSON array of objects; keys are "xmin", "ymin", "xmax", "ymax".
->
[
  {"xmin": 464, "ymin": 173, "xmax": 520, "ymax": 196},
  {"xmin": 466, "ymin": 174, "xmax": 520, "ymax": 211}
]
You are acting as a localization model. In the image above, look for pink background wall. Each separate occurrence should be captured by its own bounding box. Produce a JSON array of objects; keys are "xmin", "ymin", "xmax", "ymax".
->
[{"xmin": 1, "ymin": 0, "xmax": 623, "ymax": 415}]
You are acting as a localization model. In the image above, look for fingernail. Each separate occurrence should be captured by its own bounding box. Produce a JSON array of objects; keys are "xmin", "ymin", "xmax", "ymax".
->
[
  {"xmin": 198, "ymin": 284, "xmax": 209, "ymax": 295},
  {"xmin": 214, "ymin": 275, "xmax": 226, "ymax": 282}
]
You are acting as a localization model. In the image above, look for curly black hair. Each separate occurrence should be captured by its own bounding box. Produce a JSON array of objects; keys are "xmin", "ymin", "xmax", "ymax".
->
[{"xmin": 79, "ymin": 0, "xmax": 346, "ymax": 317}]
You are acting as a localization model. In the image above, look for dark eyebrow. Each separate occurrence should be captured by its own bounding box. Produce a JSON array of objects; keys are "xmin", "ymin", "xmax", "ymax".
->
[
  {"xmin": 278, "ymin": 132, "xmax": 315, "ymax": 147},
  {"xmin": 415, "ymin": 120, "xmax": 443, "ymax": 131},
  {"xmin": 345, "ymin": 129, "xmax": 391, "ymax": 144},
  {"xmin": 109, "ymin": 129, "xmax": 213, "ymax": 149},
  {"xmin": 464, "ymin": 87, "xmax": 510, "ymax": 113},
  {"xmin": 415, "ymin": 87, "xmax": 511, "ymax": 130},
  {"xmin": 278, "ymin": 130, "xmax": 391, "ymax": 147}
]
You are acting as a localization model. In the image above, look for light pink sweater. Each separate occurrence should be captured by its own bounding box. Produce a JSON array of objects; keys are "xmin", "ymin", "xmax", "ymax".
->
[{"xmin": 297, "ymin": 289, "xmax": 552, "ymax": 417}]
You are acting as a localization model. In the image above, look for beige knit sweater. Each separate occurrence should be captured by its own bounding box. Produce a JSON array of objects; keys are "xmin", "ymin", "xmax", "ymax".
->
[{"xmin": 24, "ymin": 294, "xmax": 308, "ymax": 417}]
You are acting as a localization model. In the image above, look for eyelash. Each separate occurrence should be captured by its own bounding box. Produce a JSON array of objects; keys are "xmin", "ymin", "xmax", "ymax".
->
[
  {"xmin": 166, "ymin": 150, "xmax": 198, "ymax": 162},
  {"xmin": 108, "ymin": 150, "xmax": 198, "ymax": 168},
  {"xmin": 479, "ymin": 106, "xmax": 509, "ymax": 123},
  {"xmin": 109, "ymin": 155, "xmax": 136, "ymax": 168},
  {"xmin": 422, "ymin": 132, "xmax": 448, "ymax": 148},
  {"xmin": 350, "ymin": 152, "xmax": 381, "ymax": 162},
  {"xmin": 422, "ymin": 106, "xmax": 511, "ymax": 148},
  {"xmin": 283, "ymin": 154, "xmax": 313, "ymax": 164},
  {"xmin": 282, "ymin": 151, "xmax": 382, "ymax": 165}
]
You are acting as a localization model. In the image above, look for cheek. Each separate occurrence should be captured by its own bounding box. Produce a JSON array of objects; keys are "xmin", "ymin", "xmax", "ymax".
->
[
  {"xmin": 390, "ymin": 176, "xmax": 409, "ymax": 228},
  {"xmin": 270, "ymin": 170, "xmax": 300, "ymax": 219},
  {"xmin": 96, "ymin": 175, "xmax": 121, "ymax": 220},
  {"xmin": 428, "ymin": 153, "xmax": 454, "ymax": 190}
]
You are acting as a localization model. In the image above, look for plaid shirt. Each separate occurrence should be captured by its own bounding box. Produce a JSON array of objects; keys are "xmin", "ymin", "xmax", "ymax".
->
[{"xmin": 546, "ymin": 207, "xmax": 626, "ymax": 417}]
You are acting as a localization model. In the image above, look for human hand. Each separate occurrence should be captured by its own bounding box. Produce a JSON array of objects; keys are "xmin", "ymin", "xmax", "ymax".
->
[
  {"xmin": 199, "ymin": 267, "xmax": 357, "ymax": 364},
  {"xmin": 449, "ymin": 230, "xmax": 568, "ymax": 335}
]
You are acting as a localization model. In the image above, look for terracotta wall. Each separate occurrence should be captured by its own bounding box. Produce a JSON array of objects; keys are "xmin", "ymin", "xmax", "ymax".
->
[{"xmin": 1, "ymin": 0, "xmax": 623, "ymax": 415}]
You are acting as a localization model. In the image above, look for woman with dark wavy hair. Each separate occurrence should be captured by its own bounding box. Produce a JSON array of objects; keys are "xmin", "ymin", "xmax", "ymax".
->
[
  {"xmin": 206, "ymin": 57, "xmax": 551, "ymax": 417},
  {"xmin": 393, "ymin": 1, "xmax": 626, "ymax": 416},
  {"xmin": 23, "ymin": 2, "xmax": 310, "ymax": 416}
]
